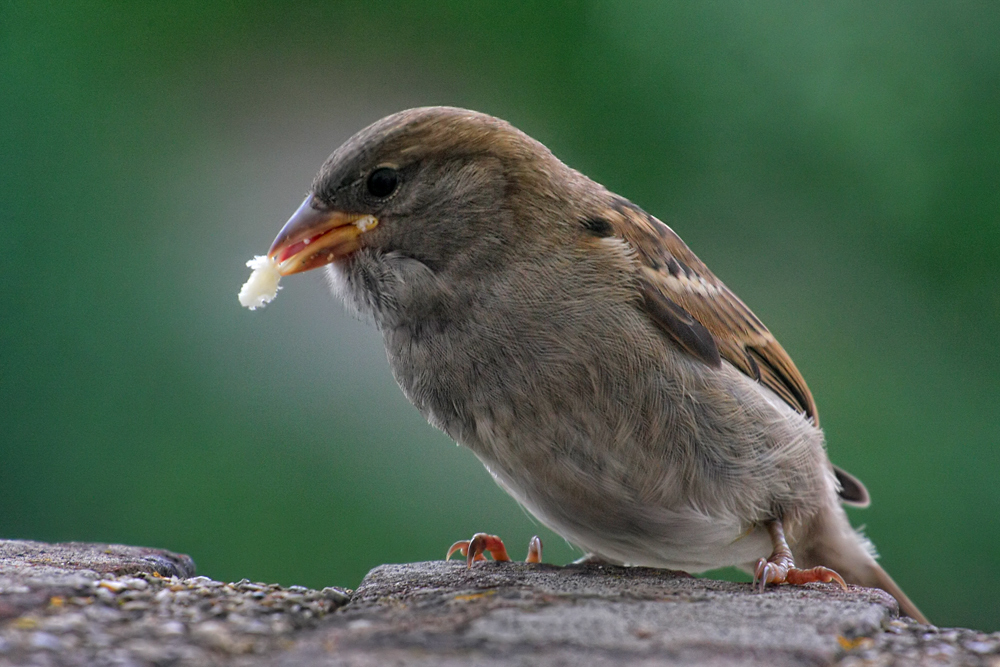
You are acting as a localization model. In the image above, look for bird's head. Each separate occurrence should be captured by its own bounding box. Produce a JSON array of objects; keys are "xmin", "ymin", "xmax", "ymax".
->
[{"xmin": 268, "ymin": 106, "xmax": 577, "ymax": 277}]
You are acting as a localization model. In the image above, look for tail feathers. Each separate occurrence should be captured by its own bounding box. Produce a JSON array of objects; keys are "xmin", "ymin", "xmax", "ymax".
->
[
  {"xmin": 797, "ymin": 506, "xmax": 929, "ymax": 625},
  {"xmin": 866, "ymin": 562, "xmax": 928, "ymax": 625}
]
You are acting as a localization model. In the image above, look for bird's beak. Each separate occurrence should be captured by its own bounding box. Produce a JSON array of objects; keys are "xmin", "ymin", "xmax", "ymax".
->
[{"xmin": 267, "ymin": 194, "xmax": 379, "ymax": 276}]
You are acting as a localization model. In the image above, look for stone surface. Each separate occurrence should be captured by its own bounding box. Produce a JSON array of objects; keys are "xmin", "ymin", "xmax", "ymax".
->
[
  {"xmin": 0, "ymin": 540, "xmax": 350, "ymax": 666},
  {"xmin": 276, "ymin": 561, "xmax": 893, "ymax": 666},
  {"xmin": 0, "ymin": 539, "xmax": 195, "ymax": 623},
  {"xmin": 1, "ymin": 539, "xmax": 997, "ymax": 666}
]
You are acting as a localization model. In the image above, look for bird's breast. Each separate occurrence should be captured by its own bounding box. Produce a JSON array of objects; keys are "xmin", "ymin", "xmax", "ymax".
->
[{"xmin": 347, "ymin": 251, "xmax": 832, "ymax": 569}]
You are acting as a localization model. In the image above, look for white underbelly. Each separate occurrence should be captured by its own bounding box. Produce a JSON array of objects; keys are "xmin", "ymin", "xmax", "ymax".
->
[{"xmin": 485, "ymin": 462, "xmax": 772, "ymax": 573}]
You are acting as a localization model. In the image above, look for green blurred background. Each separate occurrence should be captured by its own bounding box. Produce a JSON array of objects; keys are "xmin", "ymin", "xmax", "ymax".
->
[{"xmin": 2, "ymin": 1, "xmax": 998, "ymax": 630}]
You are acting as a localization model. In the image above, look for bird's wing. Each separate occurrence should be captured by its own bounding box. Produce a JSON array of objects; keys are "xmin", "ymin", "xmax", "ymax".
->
[
  {"xmin": 600, "ymin": 198, "xmax": 873, "ymax": 506},
  {"xmin": 601, "ymin": 196, "xmax": 819, "ymax": 425}
]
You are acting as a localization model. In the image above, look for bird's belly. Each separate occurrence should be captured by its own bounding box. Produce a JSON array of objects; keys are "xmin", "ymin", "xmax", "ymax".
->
[
  {"xmin": 480, "ymin": 455, "xmax": 772, "ymax": 573},
  {"xmin": 385, "ymin": 302, "xmax": 823, "ymax": 573}
]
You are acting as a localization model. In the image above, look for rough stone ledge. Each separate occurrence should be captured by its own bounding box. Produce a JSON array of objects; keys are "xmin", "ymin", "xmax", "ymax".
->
[{"xmin": 0, "ymin": 539, "xmax": 996, "ymax": 666}]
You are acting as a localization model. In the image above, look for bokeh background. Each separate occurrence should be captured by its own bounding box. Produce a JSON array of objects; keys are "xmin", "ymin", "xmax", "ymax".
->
[{"xmin": 3, "ymin": 1, "xmax": 998, "ymax": 630}]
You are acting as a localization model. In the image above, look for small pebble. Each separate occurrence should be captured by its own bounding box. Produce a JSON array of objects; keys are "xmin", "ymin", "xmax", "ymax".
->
[
  {"xmin": 94, "ymin": 587, "xmax": 117, "ymax": 603},
  {"xmin": 1, "ymin": 585, "xmax": 30, "ymax": 595},
  {"xmin": 156, "ymin": 621, "xmax": 186, "ymax": 637},
  {"xmin": 30, "ymin": 631, "xmax": 63, "ymax": 651},
  {"xmin": 926, "ymin": 643, "xmax": 956, "ymax": 657},
  {"xmin": 98, "ymin": 580, "xmax": 129, "ymax": 593},
  {"xmin": 322, "ymin": 587, "xmax": 351, "ymax": 604},
  {"xmin": 122, "ymin": 577, "xmax": 149, "ymax": 590},
  {"xmin": 966, "ymin": 640, "xmax": 998, "ymax": 654},
  {"xmin": 12, "ymin": 616, "xmax": 38, "ymax": 630}
]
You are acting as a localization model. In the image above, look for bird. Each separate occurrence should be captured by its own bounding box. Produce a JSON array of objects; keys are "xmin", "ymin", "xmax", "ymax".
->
[{"xmin": 264, "ymin": 106, "xmax": 927, "ymax": 623}]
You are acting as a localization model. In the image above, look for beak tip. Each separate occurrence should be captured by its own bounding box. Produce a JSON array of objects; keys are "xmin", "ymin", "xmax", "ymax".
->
[{"xmin": 264, "ymin": 195, "xmax": 375, "ymax": 275}]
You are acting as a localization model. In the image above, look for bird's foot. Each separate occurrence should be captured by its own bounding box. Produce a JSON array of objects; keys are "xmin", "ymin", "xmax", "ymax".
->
[
  {"xmin": 446, "ymin": 533, "xmax": 542, "ymax": 568},
  {"xmin": 753, "ymin": 519, "xmax": 847, "ymax": 593},
  {"xmin": 753, "ymin": 556, "xmax": 847, "ymax": 592}
]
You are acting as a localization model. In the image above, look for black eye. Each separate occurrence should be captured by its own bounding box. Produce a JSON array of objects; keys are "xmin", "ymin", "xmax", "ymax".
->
[{"xmin": 366, "ymin": 167, "xmax": 399, "ymax": 198}]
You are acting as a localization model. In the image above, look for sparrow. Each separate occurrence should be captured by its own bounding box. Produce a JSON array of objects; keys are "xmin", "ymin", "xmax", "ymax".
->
[{"xmin": 264, "ymin": 106, "xmax": 926, "ymax": 623}]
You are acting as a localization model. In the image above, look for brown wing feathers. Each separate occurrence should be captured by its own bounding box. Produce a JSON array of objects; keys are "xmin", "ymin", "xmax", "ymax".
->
[
  {"xmin": 605, "ymin": 200, "xmax": 872, "ymax": 508},
  {"xmin": 639, "ymin": 283, "xmax": 722, "ymax": 368},
  {"xmin": 603, "ymin": 197, "xmax": 819, "ymax": 426}
]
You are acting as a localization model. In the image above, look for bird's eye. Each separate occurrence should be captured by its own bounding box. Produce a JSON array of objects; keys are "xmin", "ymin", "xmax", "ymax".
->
[{"xmin": 366, "ymin": 167, "xmax": 399, "ymax": 198}]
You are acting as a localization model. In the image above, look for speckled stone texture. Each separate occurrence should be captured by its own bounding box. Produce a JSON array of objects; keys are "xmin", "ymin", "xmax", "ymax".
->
[
  {"xmin": 0, "ymin": 539, "xmax": 194, "ymax": 623},
  {"xmin": 279, "ymin": 561, "xmax": 894, "ymax": 666},
  {"xmin": 0, "ymin": 540, "xmax": 349, "ymax": 666},
  {"xmin": 1, "ymin": 539, "xmax": 997, "ymax": 666}
]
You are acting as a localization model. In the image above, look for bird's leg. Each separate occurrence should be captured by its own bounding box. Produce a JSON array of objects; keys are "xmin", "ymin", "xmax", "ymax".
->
[
  {"xmin": 446, "ymin": 533, "xmax": 542, "ymax": 568},
  {"xmin": 753, "ymin": 519, "xmax": 847, "ymax": 592}
]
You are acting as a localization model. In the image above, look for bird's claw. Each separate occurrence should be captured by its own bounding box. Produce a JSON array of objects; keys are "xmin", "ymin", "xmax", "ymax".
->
[
  {"xmin": 786, "ymin": 565, "xmax": 847, "ymax": 591},
  {"xmin": 447, "ymin": 533, "xmax": 511, "ymax": 568},
  {"xmin": 526, "ymin": 535, "xmax": 542, "ymax": 563},
  {"xmin": 752, "ymin": 519, "xmax": 848, "ymax": 593},
  {"xmin": 446, "ymin": 533, "xmax": 542, "ymax": 568},
  {"xmin": 753, "ymin": 557, "xmax": 777, "ymax": 592},
  {"xmin": 753, "ymin": 556, "xmax": 847, "ymax": 592}
]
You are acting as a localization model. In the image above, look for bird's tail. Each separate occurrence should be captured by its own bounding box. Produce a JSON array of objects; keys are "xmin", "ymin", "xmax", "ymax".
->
[
  {"xmin": 796, "ymin": 504, "xmax": 928, "ymax": 625},
  {"xmin": 864, "ymin": 560, "xmax": 928, "ymax": 625}
]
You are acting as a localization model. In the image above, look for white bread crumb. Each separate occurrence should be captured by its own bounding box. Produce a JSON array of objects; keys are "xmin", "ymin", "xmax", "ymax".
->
[{"xmin": 238, "ymin": 255, "xmax": 282, "ymax": 310}]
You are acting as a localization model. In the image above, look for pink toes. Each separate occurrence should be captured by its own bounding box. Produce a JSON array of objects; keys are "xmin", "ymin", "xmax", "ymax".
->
[{"xmin": 446, "ymin": 533, "xmax": 542, "ymax": 567}]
